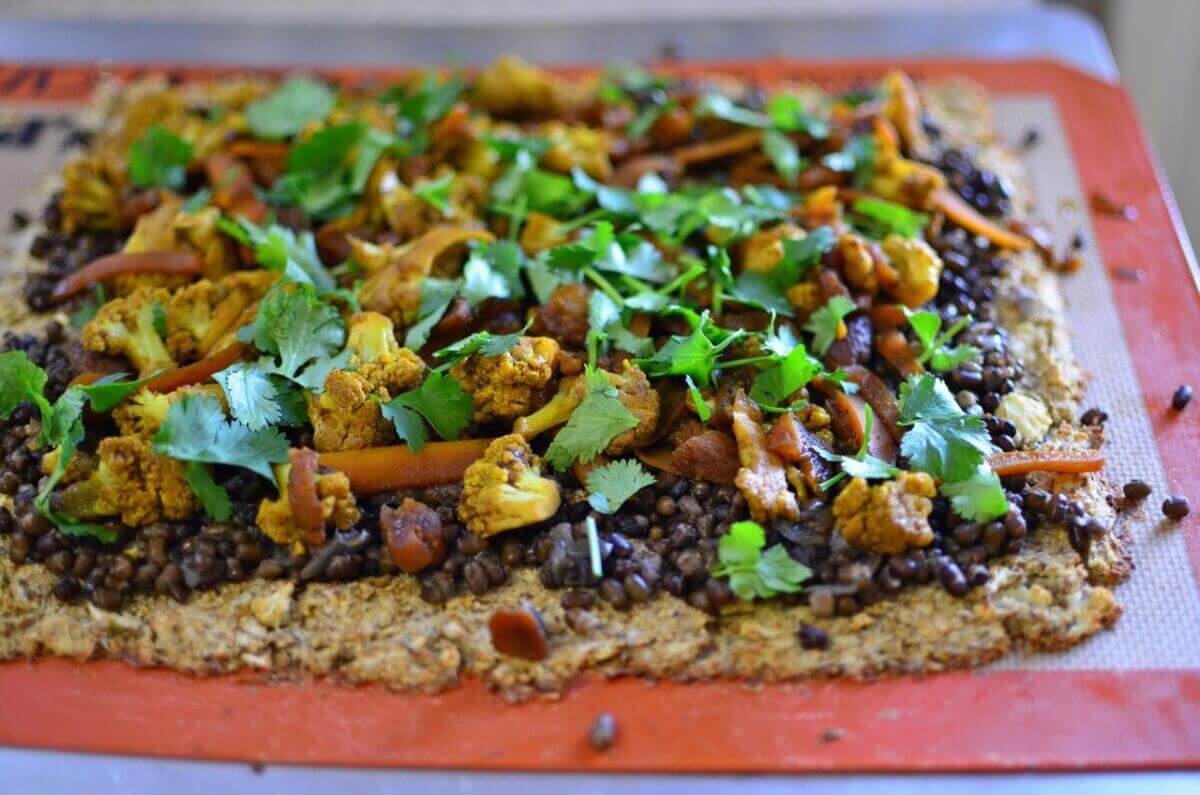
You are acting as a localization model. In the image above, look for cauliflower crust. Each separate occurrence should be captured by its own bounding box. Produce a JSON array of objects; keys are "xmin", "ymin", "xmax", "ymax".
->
[
  {"xmin": 95, "ymin": 436, "xmax": 197, "ymax": 526},
  {"xmin": 832, "ymin": 472, "xmax": 937, "ymax": 554},
  {"xmin": 451, "ymin": 336, "xmax": 560, "ymax": 423},
  {"xmin": 458, "ymin": 434, "xmax": 561, "ymax": 537}
]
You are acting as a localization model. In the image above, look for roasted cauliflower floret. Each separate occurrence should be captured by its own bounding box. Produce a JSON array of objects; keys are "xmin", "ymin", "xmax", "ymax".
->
[
  {"xmin": 538, "ymin": 121, "xmax": 613, "ymax": 180},
  {"xmin": 832, "ymin": 471, "xmax": 936, "ymax": 554},
  {"xmin": 519, "ymin": 211, "xmax": 568, "ymax": 254},
  {"xmin": 308, "ymin": 370, "xmax": 397, "ymax": 453},
  {"xmin": 55, "ymin": 435, "xmax": 197, "ymax": 526},
  {"xmin": 882, "ymin": 234, "xmax": 943, "ymax": 308},
  {"xmin": 378, "ymin": 172, "xmax": 486, "ymax": 240},
  {"xmin": 881, "ymin": 70, "xmax": 930, "ymax": 156},
  {"xmin": 471, "ymin": 55, "xmax": 591, "ymax": 119},
  {"xmin": 833, "ymin": 233, "xmax": 879, "ymax": 293},
  {"xmin": 342, "ymin": 311, "xmax": 427, "ymax": 396},
  {"xmin": 166, "ymin": 270, "xmax": 277, "ymax": 361},
  {"xmin": 60, "ymin": 154, "xmax": 124, "ymax": 233},
  {"xmin": 81, "ymin": 285, "xmax": 176, "ymax": 375},
  {"xmin": 111, "ymin": 196, "xmax": 235, "ymax": 295},
  {"xmin": 111, "ymin": 385, "xmax": 226, "ymax": 439},
  {"xmin": 451, "ymin": 336, "xmax": 560, "ymax": 423},
  {"xmin": 255, "ymin": 459, "xmax": 360, "ymax": 550},
  {"xmin": 869, "ymin": 145, "xmax": 946, "ymax": 209},
  {"xmin": 739, "ymin": 223, "xmax": 807, "ymax": 275},
  {"xmin": 513, "ymin": 361, "xmax": 659, "ymax": 454},
  {"xmin": 457, "ymin": 434, "xmax": 561, "ymax": 536}
]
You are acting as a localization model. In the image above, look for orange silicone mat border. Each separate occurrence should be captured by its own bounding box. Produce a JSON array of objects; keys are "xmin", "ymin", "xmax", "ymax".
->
[{"xmin": 0, "ymin": 58, "xmax": 1197, "ymax": 772}]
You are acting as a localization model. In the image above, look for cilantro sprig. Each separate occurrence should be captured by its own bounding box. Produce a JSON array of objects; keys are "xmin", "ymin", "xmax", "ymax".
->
[
  {"xmin": 586, "ymin": 459, "xmax": 656, "ymax": 514},
  {"xmin": 378, "ymin": 371, "xmax": 474, "ymax": 452},
  {"xmin": 237, "ymin": 282, "xmax": 347, "ymax": 389},
  {"xmin": 906, "ymin": 310, "xmax": 980, "ymax": 372},
  {"xmin": 544, "ymin": 366, "xmax": 641, "ymax": 471},
  {"xmin": 815, "ymin": 404, "xmax": 900, "ymax": 490},
  {"xmin": 711, "ymin": 520, "xmax": 812, "ymax": 601},
  {"xmin": 128, "ymin": 125, "xmax": 193, "ymax": 191},
  {"xmin": 245, "ymin": 77, "xmax": 336, "ymax": 140},
  {"xmin": 804, "ymin": 294, "xmax": 856, "ymax": 356}
]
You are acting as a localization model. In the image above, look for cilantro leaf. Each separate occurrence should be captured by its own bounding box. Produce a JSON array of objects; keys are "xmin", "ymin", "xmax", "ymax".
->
[
  {"xmin": 403, "ymin": 277, "xmax": 460, "ymax": 350},
  {"xmin": 380, "ymin": 371, "xmax": 474, "ymax": 449},
  {"xmin": 214, "ymin": 359, "xmax": 281, "ymax": 431},
  {"xmin": 761, "ymin": 129, "xmax": 803, "ymax": 184},
  {"xmin": 586, "ymin": 459, "xmax": 656, "ymax": 514},
  {"xmin": 183, "ymin": 461, "xmax": 232, "ymax": 521},
  {"xmin": 414, "ymin": 172, "xmax": 455, "ymax": 215},
  {"xmin": 694, "ymin": 94, "xmax": 772, "ymax": 128},
  {"xmin": 276, "ymin": 122, "xmax": 387, "ymax": 219},
  {"xmin": 898, "ymin": 374, "xmax": 995, "ymax": 482},
  {"xmin": 545, "ymin": 365, "xmax": 641, "ymax": 471},
  {"xmin": 685, "ymin": 375, "xmax": 713, "ymax": 422},
  {"xmin": 0, "ymin": 350, "xmax": 53, "ymax": 436},
  {"xmin": 460, "ymin": 240, "xmax": 525, "ymax": 307},
  {"xmin": 378, "ymin": 400, "xmax": 428, "ymax": 451},
  {"xmin": 154, "ymin": 392, "xmax": 290, "ymax": 484},
  {"xmin": 432, "ymin": 322, "xmax": 529, "ymax": 367},
  {"xmin": 766, "ymin": 93, "xmax": 829, "ymax": 139},
  {"xmin": 245, "ymin": 77, "xmax": 336, "ymax": 140},
  {"xmin": 128, "ymin": 125, "xmax": 193, "ymax": 190},
  {"xmin": 151, "ymin": 301, "xmax": 168, "ymax": 339},
  {"xmin": 906, "ymin": 310, "xmax": 980, "ymax": 372},
  {"xmin": 634, "ymin": 323, "xmax": 746, "ymax": 386},
  {"xmin": 237, "ymin": 283, "xmax": 345, "ymax": 384},
  {"xmin": 749, "ymin": 343, "xmax": 822, "ymax": 408},
  {"xmin": 711, "ymin": 520, "xmax": 812, "ymax": 601},
  {"xmin": 223, "ymin": 217, "xmax": 335, "ymax": 292},
  {"xmin": 941, "ymin": 467, "xmax": 1009, "ymax": 522},
  {"xmin": 851, "ymin": 197, "xmax": 929, "ymax": 239},
  {"xmin": 822, "ymin": 135, "xmax": 876, "ymax": 188},
  {"xmin": 804, "ymin": 294, "xmax": 856, "ymax": 355},
  {"xmin": 69, "ymin": 284, "xmax": 106, "ymax": 330}
]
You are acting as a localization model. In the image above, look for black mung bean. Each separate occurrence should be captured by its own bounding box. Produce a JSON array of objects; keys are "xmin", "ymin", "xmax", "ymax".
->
[
  {"xmin": 1171, "ymin": 385, "xmax": 1193, "ymax": 411},
  {"xmin": 1123, "ymin": 479, "xmax": 1152, "ymax": 501},
  {"xmin": 1164, "ymin": 496, "xmax": 1191, "ymax": 521},
  {"xmin": 588, "ymin": 713, "xmax": 617, "ymax": 751},
  {"xmin": 798, "ymin": 624, "xmax": 830, "ymax": 650}
]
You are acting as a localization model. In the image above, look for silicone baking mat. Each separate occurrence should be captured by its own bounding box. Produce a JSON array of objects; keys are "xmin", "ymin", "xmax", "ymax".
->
[{"xmin": 0, "ymin": 59, "xmax": 1197, "ymax": 771}]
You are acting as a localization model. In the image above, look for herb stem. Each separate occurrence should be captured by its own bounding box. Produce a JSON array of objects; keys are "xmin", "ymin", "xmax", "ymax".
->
[
  {"xmin": 719, "ymin": 353, "xmax": 776, "ymax": 371},
  {"xmin": 583, "ymin": 267, "xmax": 625, "ymax": 306},
  {"xmin": 558, "ymin": 207, "xmax": 610, "ymax": 234},
  {"xmin": 585, "ymin": 515, "xmax": 603, "ymax": 579}
]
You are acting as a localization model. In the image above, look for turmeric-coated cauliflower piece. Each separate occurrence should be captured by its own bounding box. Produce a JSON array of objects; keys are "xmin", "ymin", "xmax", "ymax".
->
[
  {"xmin": 730, "ymin": 391, "xmax": 800, "ymax": 522},
  {"xmin": 110, "ymin": 196, "xmax": 235, "ymax": 295},
  {"xmin": 869, "ymin": 145, "xmax": 946, "ymax": 209},
  {"xmin": 471, "ymin": 55, "xmax": 592, "ymax": 119},
  {"xmin": 457, "ymin": 434, "xmax": 561, "ymax": 537},
  {"xmin": 513, "ymin": 361, "xmax": 659, "ymax": 455},
  {"xmin": 307, "ymin": 312, "xmax": 427, "ymax": 452},
  {"xmin": 832, "ymin": 471, "xmax": 936, "ymax": 554},
  {"xmin": 55, "ymin": 435, "xmax": 197, "ymax": 526},
  {"xmin": 255, "ymin": 460, "xmax": 360, "ymax": 550},
  {"xmin": 81, "ymin": 285, "xmax": 176, "ymax": 376},
  {"xmin": 882, "ymin": 234, "xmax": 943, "ymax": 308},
  {"xmin": 378, "ymin": 171, "xmax": 486, "ymax": 241},
  {"xmin": 112, "ymin": 385, "xmax": 226, "ymax": 439},
  {"xmin": 739, "ymin": 223, "xmax": 807, "ymax": 276},
  {"xmin": 60, "ymin": 154, "xmax": 124, "ymax": 233},
  {"xmin": 881, "ymin": 70, "xmax": 930, "ymax": 157},
  {"xmin": 833, "ymin": 233, "xmax": 879, "ymax": 293},
  {"xmin": 166, "ymin": 270, "xmax": 278, "ymax": 361},
  {"xmin": 537, "ymin": 121, "xmax": 613, "ymax": 180},
  {"xmin": 451, "ymin": 336, "xmax": 560, "ymax": 423}
]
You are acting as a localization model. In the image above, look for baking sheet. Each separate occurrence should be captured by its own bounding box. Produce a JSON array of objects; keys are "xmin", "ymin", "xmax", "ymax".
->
[{"xmin": 0, "ymin": 59, "xmax": 1196, "ymax": 771}]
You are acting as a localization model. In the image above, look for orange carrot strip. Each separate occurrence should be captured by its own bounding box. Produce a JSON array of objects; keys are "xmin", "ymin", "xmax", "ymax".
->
[
  {"xmin": 931, "ymin": 188, "xmax": 1033, "ymax": 251},
  {"xmin": 674, "ymin": 130, "xmax": 762, "ymax": 166},
  {"xmin": 876, "ymin": 328, "xmax": 924, "ymax": 377},
  {"xmin": 988, "ymin": 448, "xmax": 1105, "ymax": 477},
  {"xmin": 144, "ymin": 343, "xmax": 247, "ymax": 394},
  {"xmin": 50, "ymin": 251, "xmax": 203, "ymax": 302},
  {"xmin": 319, "ymin": 439, "xmax": 493, "ymax": 495}
]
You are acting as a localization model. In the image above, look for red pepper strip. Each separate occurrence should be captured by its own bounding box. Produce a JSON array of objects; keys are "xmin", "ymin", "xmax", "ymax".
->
[
  {"xmin": 288, "ymin": 448, "xmax": 325, "ymax": 547},
  {"xmin": 988, "ymin": 448, "xmax": 1105, "ymax": 477},
  {"xmin": 50, "ymin": 250, "xmax": 203, "ymax": 303},
  {"xmin": 318, "ymin": 439, "xmax": 492, "ymax": 495},
  {"xmin": 144, "ymin": 343, "xmax": 247, "ymax": 394},
  {"xmin": 930, "ymin": 188, "xmax": 1034, "ymax": 251}
]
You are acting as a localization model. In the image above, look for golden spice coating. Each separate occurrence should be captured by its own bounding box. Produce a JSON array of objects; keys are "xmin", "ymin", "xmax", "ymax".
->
[
  {"xmin": 519, "ymin": 211, "xmax": 569, "ymax": 255},
  {"xmin": 832, "ymin": 472, "xmax": 937, "ymax": 554},
  {"xmin": 538, "ymin": 121, "xmax": 613, "ymax": 180},
  {"xmin": 869, "ymin": 146, "xmax": 947, "ymax": 209},
  {"xmin": 834, "ymin": 233, "xmax": 879, "ymax": 294},
  {"xmin": 166, "ymin": 270, "xmax": 277, "ymax": 361},
  {"xmin": 256, "ymin": 464, "xmax": 360, "ymax": 549},
  {"xmin": 451, "ymin": 336, "xmax": 560, "ymax": 423},
  {"xmin": 81, "ymin": 285, "xmax": 177, "ymax": 375},
  {"xmin": 111, "ymin": 385, "xmax": 225, "ymax": 440},
  {"xmin": 739, "ymin": 223, "xmax": 807, "ymax": 275},
  {"xmin": 342, "ymin": 311, "xmax": 427, "ymax": 396},
  {"xmin": 60, "ymin": 154, "xmax": 124, "ymax": 233},
  {"xmin": 882, "ymin": 234, "xmax": 943, "ymax": 308},
  {"xmin": 470, "ymin": 55, "xmax": 592, "ymax": 119},
  {"xmin": 52, "ymin": 435, "xmax": 198, "ymax": 527},
  {"xmin": 458, "ymin": 434, "xmax": 561, "ymax": 537},
  {"xmin": 307, "ymin": 370, "xmax": 397, "ymax": 453}
]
